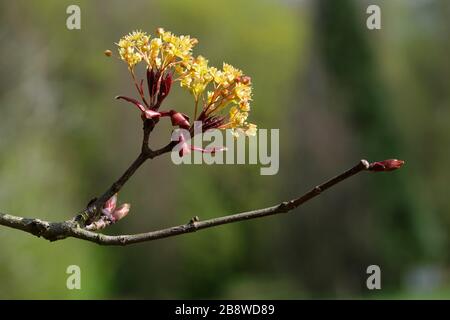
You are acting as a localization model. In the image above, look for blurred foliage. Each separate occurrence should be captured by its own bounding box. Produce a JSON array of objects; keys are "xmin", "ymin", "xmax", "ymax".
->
[{"xmin": 0, "ymin": 0, "xmax": 449, "ymax": 299}]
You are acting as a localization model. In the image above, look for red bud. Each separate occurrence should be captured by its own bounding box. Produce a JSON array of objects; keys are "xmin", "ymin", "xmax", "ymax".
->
[
  {"xmin": 368, "ymin": 159, "xmax": 405, "ymax": 172},
  {"xmin": 157, "ymin": 73, "xmax": 172, "ymax": 105},
  {"xmin": 152, "ymin": 70, "xmax": 161, "ymax": 98},
  {"xmin": 147, "ymin": 68, "xmax": 156, "ymax": 98},
  {"xmin": 239, "ymin": 76, "xmax": 251, "ymax": 85}
]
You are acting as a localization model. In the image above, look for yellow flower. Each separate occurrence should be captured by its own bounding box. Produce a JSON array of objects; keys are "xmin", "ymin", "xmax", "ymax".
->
[
  {"xmin": 149, "ymin": 38, "xmax": 162, "ymax": 68},
  {"xmin": 234, "ymin": 82, "xmax": 252, "ymax": 102},
  {"xmin": 118, "ymin": 39, "xmax": 142, "ymax": 67},
  {"xmin": 239, "ymin": 101, "xmax": 250, "ymax": 112},
  {"xmin": 117, "ymin": 30, "xmax": 149, "ymax": 67},
  {"xmin": 157, "ymin": 29, "xmax": 197, "ymax": 66},
  {"xmin": 195, "ymin": 63, "xmax": 255, "ymax": 136},
  {"xmin": 179, "ymin": 55, "xmax": 213, "ymax": 99},
  {"xmin": 116, "ymin": 28, "xmax": 197, "ymax": 70},
  {"xmin": 112, "ymin": 28, "xmax": 256, "ymax": 136},
  {"xmin": 223, "ymin": 63, "xmax": 243, "ymax": 83},
  {"xmin": 229, "ymin": 106, "xmax": 248, "ymax": 126}
]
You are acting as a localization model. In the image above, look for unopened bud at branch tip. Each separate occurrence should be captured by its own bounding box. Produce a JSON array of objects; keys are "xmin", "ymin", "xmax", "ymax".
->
[{"xmin": 368, "ymin": 159, "xmax": 405, "ymax": 172}]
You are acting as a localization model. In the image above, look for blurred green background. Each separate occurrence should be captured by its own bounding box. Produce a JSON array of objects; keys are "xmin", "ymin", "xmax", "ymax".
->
[{"xmin": 0, "ymin": 0, "xmax": 449, "ymax": 299}]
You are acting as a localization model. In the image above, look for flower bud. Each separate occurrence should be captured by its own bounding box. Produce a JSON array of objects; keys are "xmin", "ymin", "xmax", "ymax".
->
[
  {"xmin": 102, "ymin": 194, "xmax": 117, "ymax": 216},
  {"xmin": 111, "ymin": 203, "xmax": 131, "ymax": 222},
  {"xmin": 147, "ymin": 68, "xmax": 156, "ymax": 98},
  {"xmin": 152, "ymin": 70, "xmax": 161, "ymax": 99},
  {"xmin": 156, "ymin": 27, "xmax": 164, "ymax": 36},
  {"xmin": 157, "ymin": 73, "xmax": 172, "ymax": 104},
  {"xmin": 368, "ymin": 159, "xmax": 405, "ymax": 172},
  {"xmin": 240, "ymin": 76, "xmax": 251, "ymax": 85}
]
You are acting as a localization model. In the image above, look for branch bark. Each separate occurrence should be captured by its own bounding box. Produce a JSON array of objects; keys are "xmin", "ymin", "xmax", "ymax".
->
[{"xmin": 0, "ymin": 159, "xmax": 372, "ymax": 246}]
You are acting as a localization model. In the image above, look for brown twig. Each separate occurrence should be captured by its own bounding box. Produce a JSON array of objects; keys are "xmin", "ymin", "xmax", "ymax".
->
[
  {"xmin": 72, "ymin": 118, "xmax": 171, "ymax": 226},
  {"xmin": 0, "ymin": 159, "xmax": 375, "ymax": 246}
]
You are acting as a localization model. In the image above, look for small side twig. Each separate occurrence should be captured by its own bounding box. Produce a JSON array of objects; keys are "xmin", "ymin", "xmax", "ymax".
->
[{"xmin": 72, "ymin": 118, "xmax": 172, "ymax": 226}]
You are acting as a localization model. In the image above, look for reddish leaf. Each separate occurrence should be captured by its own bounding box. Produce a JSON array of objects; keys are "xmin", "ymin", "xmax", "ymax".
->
[{"xmin": 116, "ymin": 95, "xmax": 147, "ymax": 113}]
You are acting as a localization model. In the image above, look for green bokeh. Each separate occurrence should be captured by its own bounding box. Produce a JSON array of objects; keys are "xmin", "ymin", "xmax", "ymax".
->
[{"xmin": 0, "ymin": 0, "xmax": 449, "ymax": 299}]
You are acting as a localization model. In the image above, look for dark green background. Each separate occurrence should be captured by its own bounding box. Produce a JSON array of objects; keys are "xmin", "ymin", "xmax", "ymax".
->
[{"xmin": 0, "ymin": 0, "xmax": 449, "ymax": 299}]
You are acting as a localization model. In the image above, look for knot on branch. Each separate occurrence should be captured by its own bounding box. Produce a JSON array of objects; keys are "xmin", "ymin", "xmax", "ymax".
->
[
  {"xmin": 278, "ymin": 201, "xmax": 295, "ymax": 212},
  {"xmin": 186, "ymin": 216, "xmax": 200, "ymax": 231},
  {"xmin": 24, "ymin": 218, "xmax": 50, "ymax": 237},
  {"xmin": 23, "ymin": 219, "xmax": 70, "ymax": 242}
]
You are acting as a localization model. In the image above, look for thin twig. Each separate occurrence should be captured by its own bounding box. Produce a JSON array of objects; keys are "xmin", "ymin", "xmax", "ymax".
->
[
  {"xmin": 72, "ymin": 118, "xmax": 169, "ymax": 226},
  {"xmin": 0, "ymin": 159, "xmax": 371, "ymax": 246}
]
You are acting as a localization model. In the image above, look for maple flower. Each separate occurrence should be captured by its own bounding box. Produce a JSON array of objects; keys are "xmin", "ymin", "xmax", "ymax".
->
[
  {"xmin": 116, "ymin": 28, "xmax": 197, "ymax": 71},
  {"xmin": 179, "ymin": 55, "xmax": 213, "ymax": 100},
  {"xmin": 176, "ymin": 59, "xmax": 256, "ymax": 137},
  {"xmin": 110, "ymin": 28, "xmax": 256, "ymax": 138},
  {"xmin": 117, "ymin": 30, "xmax": 149, "ymax": 68}
]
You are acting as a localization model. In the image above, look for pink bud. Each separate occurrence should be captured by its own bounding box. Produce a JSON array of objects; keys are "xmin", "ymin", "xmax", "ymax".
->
[
  {"xmin": 368, "ymin": 159, "xmax": 405, "ymax": 172},
  {"xmin": 111, "ymin": 203, "xmax": 131, "ymax": 222},
  {"xmin": 102, "ymin": 194, "xmax": 117, "ymax": 217}
]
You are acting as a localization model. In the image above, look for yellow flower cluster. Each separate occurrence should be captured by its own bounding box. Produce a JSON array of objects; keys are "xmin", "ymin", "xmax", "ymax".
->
[
  {"xmin": 117, "ymin": 31, "xmax": 149, "ymax": 67},
  {"xmin": 114, "ymin": 28, "xmax": 256, "ymax": 136},
  {"xmin": 178, "ymin": 55, "xmax": 213, "ymax": 99},
  {"xmin": 116, "ymin": 28, "xmax": 196, "ymax": 70},
  {"xmin": 178, "ymin": 59, "xmax": 255, "ymax": 136},
  {"xmin": 207, "ymin": 64, "xmax": 255, "ymax": 136}
]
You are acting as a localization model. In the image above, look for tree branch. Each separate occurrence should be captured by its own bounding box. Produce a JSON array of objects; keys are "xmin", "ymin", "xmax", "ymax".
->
[
  {"xmin": 0, "ymin": 159, "xmax": 382, "ymax": 246},
  {"xmin": 72, "ymin": 119, "xmax": 174, "ymax": 226}
]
